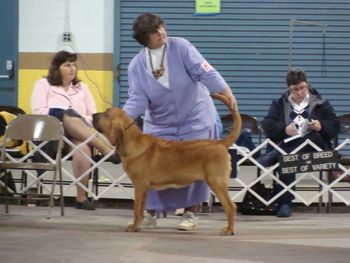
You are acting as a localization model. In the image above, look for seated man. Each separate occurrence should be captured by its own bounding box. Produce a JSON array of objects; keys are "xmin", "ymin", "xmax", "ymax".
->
[{"xmin": 257, "ymin": 68, "xmax": 339, "ymax": 217}]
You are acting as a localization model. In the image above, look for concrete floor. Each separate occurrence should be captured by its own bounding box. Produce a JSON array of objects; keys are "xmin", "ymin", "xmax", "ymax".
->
[{"xmin": 1, "ymin": 205, "xmax": 350, "ymax": 263}]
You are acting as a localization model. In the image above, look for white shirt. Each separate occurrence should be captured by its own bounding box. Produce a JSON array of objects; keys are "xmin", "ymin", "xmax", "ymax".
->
[{"xmin": 145, "ymin": 44, "xmax": 169, "ymax": 88}]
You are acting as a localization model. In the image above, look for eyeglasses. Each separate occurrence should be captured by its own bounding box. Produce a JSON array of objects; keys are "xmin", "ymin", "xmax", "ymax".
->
[{"xmin": 289, "ymin": 85, "xmax": 308, "ymax": 93}]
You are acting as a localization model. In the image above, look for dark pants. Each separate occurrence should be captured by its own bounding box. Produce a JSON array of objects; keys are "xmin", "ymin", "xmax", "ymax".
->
[{"xmin": 257, "ymin": 132, "xmax": 329, "ymax": 206}]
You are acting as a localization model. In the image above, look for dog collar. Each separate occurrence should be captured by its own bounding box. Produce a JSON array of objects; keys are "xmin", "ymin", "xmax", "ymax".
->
[{"xmin": 125, "ymin": 121, "xmax": 136, "ymax": 131}]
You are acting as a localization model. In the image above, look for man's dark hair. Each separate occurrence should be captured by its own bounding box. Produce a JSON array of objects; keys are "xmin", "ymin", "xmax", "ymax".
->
[
  {"xmin": 47, "ymin": 51, "xmax": 80, "ymax": 86},
  {"xmin": 286, "ymin": 68, "xmax": 308, "ymax": 87},
  {"xmin": 132, "ymin": 13, "xmax": 165, "ymax": 47}
]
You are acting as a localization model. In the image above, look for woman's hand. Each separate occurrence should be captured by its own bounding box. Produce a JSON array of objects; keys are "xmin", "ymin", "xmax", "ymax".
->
[
  {"xmin": 285, "ymin": 123, "xmax": 299, "ymax": 136},
  {"xmin": 308, "ymin": 119, "xmax": 322, "ymax": 132},
  {"xmin": 220, "ymin": 87, "xmax": 238, "ymax": 111}
]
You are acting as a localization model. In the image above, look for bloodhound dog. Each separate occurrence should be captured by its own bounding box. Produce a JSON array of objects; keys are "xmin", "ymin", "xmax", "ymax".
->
[{"xmin": 92, "ymin": 94, "xmax": 241, "ymax": 235}]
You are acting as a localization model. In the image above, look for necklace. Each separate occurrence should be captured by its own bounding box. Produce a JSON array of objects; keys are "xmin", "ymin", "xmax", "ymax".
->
[{"xmin": 148, "ymin": 44, "xmax": 166, "ymax": 79}]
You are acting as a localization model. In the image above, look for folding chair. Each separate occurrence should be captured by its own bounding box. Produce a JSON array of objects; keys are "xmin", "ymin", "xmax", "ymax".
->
[
  {"xmin": 0, "ymin": 114, "xmax": 65, "ymax": 218},
  {"xmin": 208, "ymin": 113, "xmax": 263, "ymax": 211},
  {"xmin": 0, "ymin": 105, "xmax": 26, "ymax": 115},
  {"xmin": 221, "ymin": 113, "xmax": 263, "ymax": 176},
  {"xmin": 0, "ymin": 106, "xmax": 27, "ymax": 192},
  {"xmin": 327, "ymin": 113, "xmax": 350, "ymax": 212}
]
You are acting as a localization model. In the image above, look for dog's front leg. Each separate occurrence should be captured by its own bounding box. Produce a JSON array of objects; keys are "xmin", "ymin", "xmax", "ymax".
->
[{"xmin": 125, "ymin": 186, "xmax": 147, "ymax": 232}]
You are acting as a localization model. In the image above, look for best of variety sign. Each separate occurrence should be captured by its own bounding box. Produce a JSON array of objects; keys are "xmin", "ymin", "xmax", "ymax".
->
[{"xmin": 279, "ymin": 150, "xmax": 339, "ymax": 175}]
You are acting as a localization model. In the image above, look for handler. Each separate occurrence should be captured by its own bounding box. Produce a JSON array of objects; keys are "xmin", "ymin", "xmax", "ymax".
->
[{"xmin": 123, "ymin": 13, "xmax": 237, "ymax": 231}]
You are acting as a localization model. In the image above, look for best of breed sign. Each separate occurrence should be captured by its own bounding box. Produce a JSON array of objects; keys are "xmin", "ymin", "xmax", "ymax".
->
[{"xmin": 279, "ymin": 150, "xmax": 339, "ymax": 175}]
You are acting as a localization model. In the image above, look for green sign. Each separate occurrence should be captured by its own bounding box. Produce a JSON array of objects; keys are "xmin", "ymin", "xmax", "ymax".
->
[{"xmin": 195, "ymin": 0, "xmax": 221, "ymax": 15}]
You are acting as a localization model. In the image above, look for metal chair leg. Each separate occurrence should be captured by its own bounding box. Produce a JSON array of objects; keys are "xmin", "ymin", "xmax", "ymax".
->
[
  {"xmin": 317, "ymin": 171, "xmax": 324, "ymax": 213},
  {"xmin": 59, "ymin": 167, "xmax": 64, "ymax": 216},
  {"xmin": 4, "ymin": 170, "xmax": 9, "ymax": 214},
  {"xmin": 47, "ymin": 170, "xmax": 57, "ymax": 219}
]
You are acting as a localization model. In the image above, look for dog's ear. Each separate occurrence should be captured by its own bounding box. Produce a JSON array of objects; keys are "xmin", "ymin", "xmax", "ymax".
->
[
  {"xmin": 111, "ymin": 126, "xmax": 125, "ymax": 156},
  {"xmin": 113, "ymin": 150, "xmax": 121, "ymax": 163}
]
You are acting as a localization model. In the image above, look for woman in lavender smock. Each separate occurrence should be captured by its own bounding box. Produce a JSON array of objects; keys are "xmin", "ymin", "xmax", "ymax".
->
[{"xmin": 123, "ymin": 13, "xmax": 237, "ymax": 231}]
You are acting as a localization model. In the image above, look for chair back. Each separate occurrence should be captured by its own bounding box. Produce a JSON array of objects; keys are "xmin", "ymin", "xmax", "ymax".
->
[
  {"xmin": 333, "ymin": 113, "xmax": 350, "ymax": 147},
  {"xmin": 3, "ymin": 114, "xmax": 63, "ymax": 142},
  {"xmin": 0, "ymin": 105, "xmax": 26, "ymax": 115},
  {"xmin": 221, "ymin": 113, "xmax": 262, "ymax": 136},
  {"xmin": 338, "ymin": 113, "xmax": 350, "ymax": 134},
  {"xmin": 240, "ymin": 114, "xmax": 262, "ymax": 134},
  {"xmin": 0, "ymin": 114, "xmax": 65, "ymax": 217}
]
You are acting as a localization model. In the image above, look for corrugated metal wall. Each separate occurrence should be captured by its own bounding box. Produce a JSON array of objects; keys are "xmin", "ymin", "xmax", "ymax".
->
[{"xmin": 116, "ymin": 0, "xmax": 350, "ymax": 121}]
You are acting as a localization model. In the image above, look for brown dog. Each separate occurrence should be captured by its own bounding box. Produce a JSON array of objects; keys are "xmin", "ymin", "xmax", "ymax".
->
[{"xmin": 92, "ymin": 94, "xmax": 241, "ymax": 235}]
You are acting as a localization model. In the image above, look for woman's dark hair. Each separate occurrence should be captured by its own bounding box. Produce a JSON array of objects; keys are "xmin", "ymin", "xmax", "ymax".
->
[
  {"xmin": 47, "ymin": 51, "xmax": 80, "ymax": 86},
  {"xmin": 286, "ymin": 68, "xmax": 308, "ymax": 87},
  {"xmin": 132, "ymin": 13, "xmax": 165, "ymax": 46}
]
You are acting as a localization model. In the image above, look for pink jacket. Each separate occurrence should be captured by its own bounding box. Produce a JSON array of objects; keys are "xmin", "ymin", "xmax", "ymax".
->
[{"xmin": 31, "ymin": 78, "xmax": 96, "ymax": 125}]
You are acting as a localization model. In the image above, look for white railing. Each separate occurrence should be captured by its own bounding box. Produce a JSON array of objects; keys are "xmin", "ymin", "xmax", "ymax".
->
[
  {"xmin": 4, "ymin": 133, "xmax": 350, "ymax": 207},
  {"xmin": 229, "ymin": 138, "xmax": 350, "ymax": 207}
]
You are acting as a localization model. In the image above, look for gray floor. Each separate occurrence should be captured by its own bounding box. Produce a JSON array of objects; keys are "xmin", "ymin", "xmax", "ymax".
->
[{"xmin": 1, "ymin": 205, "xmax": 350, "ymax": 263}]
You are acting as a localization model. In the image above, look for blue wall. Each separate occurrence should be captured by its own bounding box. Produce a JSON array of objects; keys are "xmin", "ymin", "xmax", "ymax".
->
[
  {"xmin": 115, "ymin": 0, "xmax": 350, "ymax": 120},
  {"xmin": 0, "ymin": 0, "xmax": 18, "ymax": 106}
]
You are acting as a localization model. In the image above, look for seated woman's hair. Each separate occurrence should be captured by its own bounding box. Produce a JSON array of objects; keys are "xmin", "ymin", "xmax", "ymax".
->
[
  {"xmin": 286, "ymin": 68, "xmax": 308, "ymax": 87},
  {"xmin": 132, "ymin": 13, "xmax": 165, "ymax": 47},
  {"xmin": 47, "ymin": 51, "xmax": 80, "ymax": 86}
]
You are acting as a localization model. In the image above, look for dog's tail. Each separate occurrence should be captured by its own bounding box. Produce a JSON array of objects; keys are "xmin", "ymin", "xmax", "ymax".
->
[{"xmin": 211, "ymin": 93, "xmax": 242, "ymax": 148}]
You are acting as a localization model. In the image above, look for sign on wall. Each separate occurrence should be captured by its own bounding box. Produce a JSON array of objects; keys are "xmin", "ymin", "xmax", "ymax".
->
[{"xmin": 195, "ymin": 0, "xmax": 221, "ymax": 15}]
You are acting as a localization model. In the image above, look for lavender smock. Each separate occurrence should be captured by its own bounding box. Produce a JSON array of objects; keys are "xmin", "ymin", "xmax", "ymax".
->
[{"xmin": 123, "ymin": 37, "xmax": 228, "ymax": 211}]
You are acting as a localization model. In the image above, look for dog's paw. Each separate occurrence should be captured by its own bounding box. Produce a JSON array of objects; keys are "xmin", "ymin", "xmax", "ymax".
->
[
  {"xmin": 125, "ymin": 223, "xmax": 140, "ymax": 232},
  {"xmin": 220, "ymin": 226, "xmax": 235, "ymax": 236}
]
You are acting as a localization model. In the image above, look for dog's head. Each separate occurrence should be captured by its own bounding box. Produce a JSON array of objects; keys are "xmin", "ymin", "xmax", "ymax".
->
[{"xmin": 92, "ymin": 108, "xmax": 137, "ymax": 157}]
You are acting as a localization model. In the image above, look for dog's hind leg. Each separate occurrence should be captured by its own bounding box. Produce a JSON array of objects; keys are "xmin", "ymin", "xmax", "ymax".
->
[
  {"xmin": 206, "ymin": 175, "xmax": 235, "ymax": 236},
  {"xmin": 125, "ymin": 185, "xmax": 147, "ymax": 232}
]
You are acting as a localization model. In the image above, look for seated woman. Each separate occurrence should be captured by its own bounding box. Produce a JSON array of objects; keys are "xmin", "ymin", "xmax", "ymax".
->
[
  {"xmin": 31, "ymin": 50, "xmax": 115, "ymax": 210},
  {"xmin": 257, "ymin": 68, "xmax": 339, "ymax": 217}
]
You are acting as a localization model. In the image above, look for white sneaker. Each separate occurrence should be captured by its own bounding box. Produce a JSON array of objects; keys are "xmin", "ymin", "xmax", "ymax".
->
[
  {"xmin": 175, "ymin": 208, "xmax": 185, "ymax": 216},
  {"xmin": 178, "ymin": 211, "xmax": 199, "ymax": 231},
  {"xmin": 141, "ymin": 213, "xmax": 157, "ymax": 229}
]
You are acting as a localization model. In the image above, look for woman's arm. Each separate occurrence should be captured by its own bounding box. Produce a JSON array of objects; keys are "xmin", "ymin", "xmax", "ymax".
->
[
  {"xmin": 219, "ymin": 86, "xmax": 238, "ymax": 111},
  {"xmin": 262, "ymin": 99, "xmax": 288, "ymax": 142},
  {"xmin": 179, "ymin": 38, "xmax": 237, "ymax": 110},
  {"xmin": 315, "ymin": 101, "xmax": 340, "ymax": 141},
  {"xmin": 123, "ymin": 65, "xmax": 149, "ymax": 119},
  {"xmin": 31, "ymin": 79, "xmax": 50, "ymax": 115},
  {"xmin": 81, "ymin": 83, "xmax": 96, "ymax": 125}
]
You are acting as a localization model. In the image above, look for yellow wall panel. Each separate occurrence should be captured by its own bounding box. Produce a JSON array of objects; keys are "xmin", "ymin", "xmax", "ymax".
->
[
  {"xmin": 18, "ymin": 69, "xmax": 113, "ymax": 114},
  {"xmin": 18, "ymin": 69, "xmax": 47, "ymax": 113},
  {"xmin": 77, "ymin": 71, "xmax": 114, "ymax": 112}
]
